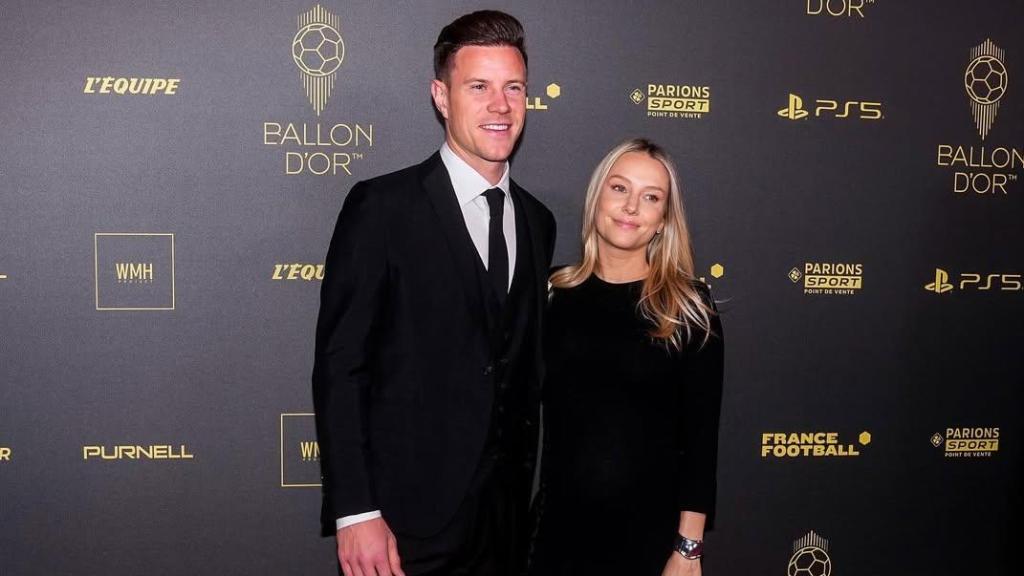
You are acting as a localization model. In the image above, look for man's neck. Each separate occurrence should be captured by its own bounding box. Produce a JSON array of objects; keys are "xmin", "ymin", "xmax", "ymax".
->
[{"xmin": 445, "ymin": 138, "xmax": 506, "ymax": 185}]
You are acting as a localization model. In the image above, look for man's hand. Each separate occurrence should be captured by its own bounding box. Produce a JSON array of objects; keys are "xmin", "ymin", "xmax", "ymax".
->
[
  {"xmin": 661, "ymin": 552, "xmax": 701, "ymax": 576},
  {"xmin": 336, "ymin": 517, "xmax": 404, "ymax": 576}
]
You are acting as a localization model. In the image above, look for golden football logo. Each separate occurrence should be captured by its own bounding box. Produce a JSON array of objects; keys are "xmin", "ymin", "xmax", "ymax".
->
[
  {"xmin": 965, "ymin": 39, "xmax": 1007, "ymax": 140},
  {"xmin": 788, "ymin": 531, "xmax": 832, "ymax": 576},
  {"xmin": 293, "ymin": 4, "xmax": 344, "ymax": 115}
]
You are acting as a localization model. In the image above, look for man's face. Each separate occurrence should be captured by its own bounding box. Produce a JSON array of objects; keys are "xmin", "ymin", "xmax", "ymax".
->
[{"xmin": 431, "ymin": 45, "xmax": 527, "ymax": 181}]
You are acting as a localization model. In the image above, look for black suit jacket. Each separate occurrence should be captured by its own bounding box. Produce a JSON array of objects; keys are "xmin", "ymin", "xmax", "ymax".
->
[{"xmin": 313, "ymin": 152, "xmax": 556, "ymax": 537}]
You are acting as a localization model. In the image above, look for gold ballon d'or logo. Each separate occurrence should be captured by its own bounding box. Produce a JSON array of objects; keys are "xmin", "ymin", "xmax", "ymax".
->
[
  {"xmin": 788, "ymin": 531, "xmax": 832, "ymax": 576},
  {"xmin": 293, "ymin": 4, "xmax": 345, "ymax": 115},
  {"xmin": 965, "ymin": 39, "xmax": 1007, "ymax": 140}
]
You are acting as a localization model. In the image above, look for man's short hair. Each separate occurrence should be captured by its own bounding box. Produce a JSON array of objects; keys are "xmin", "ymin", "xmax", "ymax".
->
[{"xmin": 433, "ymin": 10, "xmax": 527, "ymax": 82}]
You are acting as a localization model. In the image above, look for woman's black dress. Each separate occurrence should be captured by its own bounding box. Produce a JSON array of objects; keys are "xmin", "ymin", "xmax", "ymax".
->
[{"xmin": 529, "ymin": 275, "xmax": 724, "ymax": 575}]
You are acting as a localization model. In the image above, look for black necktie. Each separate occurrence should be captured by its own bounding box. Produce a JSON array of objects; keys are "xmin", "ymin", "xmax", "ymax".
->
[{"xmin": 482, "ymin": 188, "xmax": 508, "ymax": 306}]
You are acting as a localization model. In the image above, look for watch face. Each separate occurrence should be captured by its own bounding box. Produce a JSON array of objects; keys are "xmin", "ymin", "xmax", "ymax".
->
[{"xmin": 674, "ymin": 535, "xmax": 703, "ymax": 558}]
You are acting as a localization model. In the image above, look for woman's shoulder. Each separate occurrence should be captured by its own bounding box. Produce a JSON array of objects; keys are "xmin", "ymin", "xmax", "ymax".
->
[
  {"xmin": 548, "ymin": 264, "xmax": 572, "ymax": 279},
  {"xmin": 547, "ymin": 265, "xmax": 579, "ymax": 292},
  {"xmin": 546, "ymin": 265, "xmax": 603, "ymax": 305},
  {"xmin": 685, "ymin": 277, "xmax": 723, "ymax": 344},
  {"xmin": 691, "ymin": 278, "xmax": 715, "ymax": 305},
  {"xmin": 546, "ymin": 265, "xmax": 572, "ymax": 299}
]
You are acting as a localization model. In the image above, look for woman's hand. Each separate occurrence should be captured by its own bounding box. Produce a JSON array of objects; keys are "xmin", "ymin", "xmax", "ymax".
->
[{"xmin": 662, "ymin": 552, "xmax": 701, "ymax": 576}]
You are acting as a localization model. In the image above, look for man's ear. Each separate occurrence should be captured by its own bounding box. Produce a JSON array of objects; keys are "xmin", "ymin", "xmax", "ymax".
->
[{"xmin": 430, "ymin": 78, "xmax": 450, "ymax": 120}]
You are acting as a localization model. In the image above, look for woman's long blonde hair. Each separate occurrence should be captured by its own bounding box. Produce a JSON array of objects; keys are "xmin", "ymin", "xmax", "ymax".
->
[{"xmin": 550, "ymin": 138, "xmax": 715, "ymax": 350}]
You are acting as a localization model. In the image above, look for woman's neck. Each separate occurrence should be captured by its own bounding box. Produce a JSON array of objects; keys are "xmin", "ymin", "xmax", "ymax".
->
[{"xmin": 596, "ymin": 249, "xmax": 649, "ymax": 283}]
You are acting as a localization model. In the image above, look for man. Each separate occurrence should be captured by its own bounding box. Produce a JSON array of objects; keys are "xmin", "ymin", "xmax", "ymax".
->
[{"xmin": 312, "ymin": 10, "xmax": 555, "ymax": 576}]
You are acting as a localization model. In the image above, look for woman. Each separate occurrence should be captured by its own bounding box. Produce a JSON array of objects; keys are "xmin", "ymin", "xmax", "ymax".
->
[{"xmin": 530, "ymin": 139, "xmax": 724, "ymax": 576}]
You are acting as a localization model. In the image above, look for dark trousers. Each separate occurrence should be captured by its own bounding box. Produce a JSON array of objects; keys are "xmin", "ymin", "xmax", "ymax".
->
[{"xmin": 397, "ymin": 453, "xmax": 525, "ymax": 576}]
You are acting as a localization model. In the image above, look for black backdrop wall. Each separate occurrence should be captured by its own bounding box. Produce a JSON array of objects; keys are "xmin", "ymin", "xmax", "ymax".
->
[{"xmin": 1, "ymin": 1, "xmax": 1021, "ymax": 575}]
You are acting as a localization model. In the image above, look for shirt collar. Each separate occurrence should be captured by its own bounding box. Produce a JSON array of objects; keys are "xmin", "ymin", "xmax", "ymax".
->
[{"xmin": 439, "ymin": 141, "xmax": 510, "ymax": 207}]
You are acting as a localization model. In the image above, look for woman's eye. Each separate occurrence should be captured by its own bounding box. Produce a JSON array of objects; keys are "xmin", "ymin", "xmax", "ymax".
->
[{"xmin": 645, "ymin": 194, "xmax": 661, "ymax": 202}]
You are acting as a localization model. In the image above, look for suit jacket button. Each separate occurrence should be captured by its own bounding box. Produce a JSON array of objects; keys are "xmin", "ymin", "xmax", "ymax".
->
[{"xmin": 483, "ymin": 365, "xmax": 494, "ymax": 376}]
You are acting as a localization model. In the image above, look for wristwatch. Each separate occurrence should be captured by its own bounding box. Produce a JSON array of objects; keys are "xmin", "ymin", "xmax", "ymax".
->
[{"xmin": 672, "ymin": 533, "xmax": 704, "ymax": 560}]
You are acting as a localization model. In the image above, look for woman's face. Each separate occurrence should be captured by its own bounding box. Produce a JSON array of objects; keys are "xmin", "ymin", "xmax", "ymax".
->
[{"xmin": 594, "ymin": 151, "xmax": 670, "ymax": 257}]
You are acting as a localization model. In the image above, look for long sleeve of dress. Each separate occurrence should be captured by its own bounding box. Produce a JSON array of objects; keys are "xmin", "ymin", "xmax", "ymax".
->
[{"xmin": 676, "ymin": 287, "xmax": 724, "ymax": 528}]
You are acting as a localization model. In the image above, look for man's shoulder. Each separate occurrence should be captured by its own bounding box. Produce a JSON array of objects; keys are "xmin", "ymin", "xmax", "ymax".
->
[
  {"xmin": 353, "ymin": 154, "xmax": 439, "ymax": 197},
  {"xmin": 511, "ymin": 180, "xmax": 550, "ymax": 211},
  {"xmin": 511, "ymin": 180, "xmax": 555, "ymax": 225}
]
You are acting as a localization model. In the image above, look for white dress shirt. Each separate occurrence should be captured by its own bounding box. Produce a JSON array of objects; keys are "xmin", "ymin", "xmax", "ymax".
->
[
  {"xmin": 336, "ymin": 144, "xmax": 518, "ymax": 531},
  {"xmin": 440, "ymin": 141, "xmax": 517, "ymax": 286}
]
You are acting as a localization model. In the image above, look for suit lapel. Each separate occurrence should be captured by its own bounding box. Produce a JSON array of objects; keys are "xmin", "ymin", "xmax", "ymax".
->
[{"xmin": 421, "ymin": 153, "xmax": 489, "ymax": 329}]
